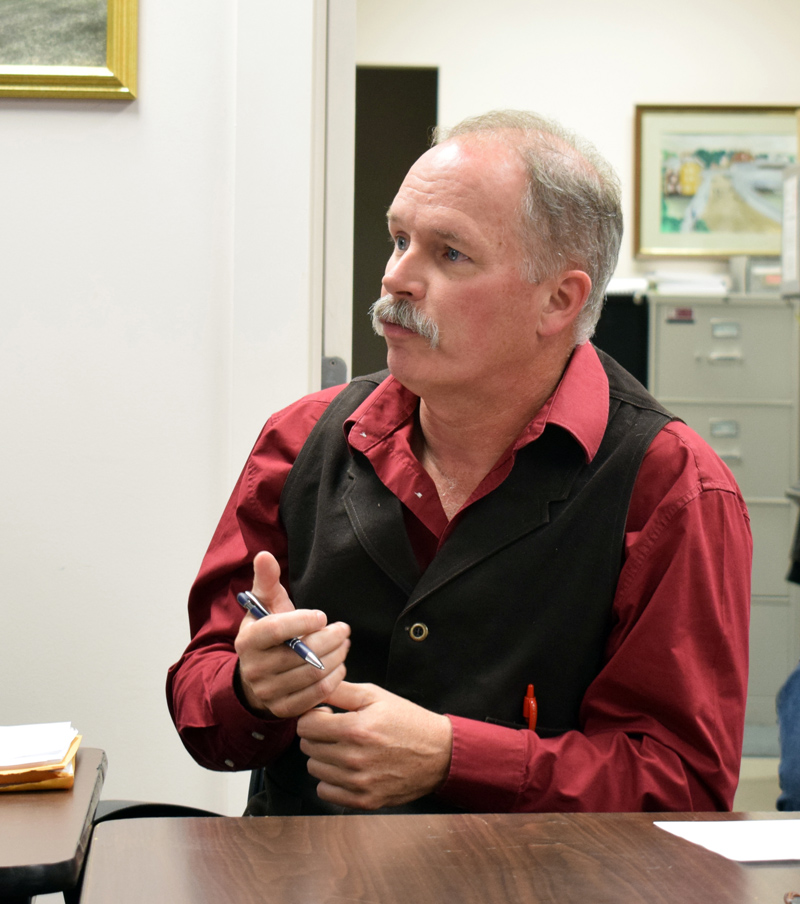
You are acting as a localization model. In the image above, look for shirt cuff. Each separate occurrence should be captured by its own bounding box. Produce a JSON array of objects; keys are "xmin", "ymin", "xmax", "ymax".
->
[
  {"xmin": 436, "ymin": 715, "xmax": 534, "ymax": 812},
  {"xmin": 204, "ymin": 656, "xmax": 297, "ymax": 771}
]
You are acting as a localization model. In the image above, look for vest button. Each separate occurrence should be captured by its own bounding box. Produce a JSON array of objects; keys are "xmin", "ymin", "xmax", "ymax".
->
[{"xmin": 409, "ymin": 622, "xmax": 429, "ymax": 642}]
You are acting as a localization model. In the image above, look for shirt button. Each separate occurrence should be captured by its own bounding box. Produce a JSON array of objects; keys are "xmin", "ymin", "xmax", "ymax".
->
[
  {"xmin": 252, "ymin": 732, "xmax": 265, "ymax": 741},
  {"xmin": 409, "ymin": 622, "xmax": 429, "ymax": 642},
  {"xmin": 224, "ymin": 759, "xmax": 235, "ymax": 769}
]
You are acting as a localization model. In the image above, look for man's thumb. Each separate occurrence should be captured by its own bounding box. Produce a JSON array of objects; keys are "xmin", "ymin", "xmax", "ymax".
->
[{"xmin": 251, "ymin": 550, "xmax": 295, "ymax": 614}]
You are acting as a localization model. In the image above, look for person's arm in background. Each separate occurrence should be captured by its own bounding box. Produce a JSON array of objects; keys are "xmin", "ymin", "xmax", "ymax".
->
[{"xmin": 777, "ymin": 660, "xmax": 800, "ymax": 810}]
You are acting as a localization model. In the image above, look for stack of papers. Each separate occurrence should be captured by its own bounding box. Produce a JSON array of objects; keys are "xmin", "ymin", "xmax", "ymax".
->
[
  {"xmin": 605, "ymin": 276, "xmax": 650, "ymax": 298},
  {"xmin": 650, "ymin": 271, "xmax": 731, "ymax": 296},
  {"xmin": 0, "ymin": 722, "xmax": 81, "ymax": 792}
]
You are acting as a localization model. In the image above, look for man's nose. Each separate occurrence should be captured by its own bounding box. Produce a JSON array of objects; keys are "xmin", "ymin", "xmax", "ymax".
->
[{"xmin": 382, "ymin": 249, "xmax": 424, "ymax": 299}]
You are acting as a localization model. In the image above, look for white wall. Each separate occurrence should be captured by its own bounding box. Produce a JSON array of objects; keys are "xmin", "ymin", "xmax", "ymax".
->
[
  {"xmin": 0, "ymin": 1, "xmax": 330, "ymax": 814},
  {"xmin": 356, "ymin": 0, "xmax": 800, "ymax": 281}
]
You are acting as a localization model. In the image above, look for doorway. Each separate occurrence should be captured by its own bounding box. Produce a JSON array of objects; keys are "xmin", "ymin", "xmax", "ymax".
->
[{"xmin": 351, "ymin": 66, "xmax": 438, "ymax": 377}]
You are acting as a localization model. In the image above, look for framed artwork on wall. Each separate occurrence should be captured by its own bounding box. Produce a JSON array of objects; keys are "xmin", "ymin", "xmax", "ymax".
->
[
  {"xmin": 634, "ymin": 105, "xmax": 798, "ymax": 258},
  {"xmin": 0, "ymin": 0, "xmax": 137, "ymax": 100}
]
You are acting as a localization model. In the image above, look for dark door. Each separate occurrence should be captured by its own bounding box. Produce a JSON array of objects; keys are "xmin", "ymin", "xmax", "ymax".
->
[{"xmin": 351, "ymin": 66, "xmax": 438, "ymax": 377}]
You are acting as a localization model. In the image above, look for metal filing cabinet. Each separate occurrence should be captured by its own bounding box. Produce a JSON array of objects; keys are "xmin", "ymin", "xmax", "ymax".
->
[{"xmin": 648, "ymin": 293, "xmax": 800, "ymax": 753}]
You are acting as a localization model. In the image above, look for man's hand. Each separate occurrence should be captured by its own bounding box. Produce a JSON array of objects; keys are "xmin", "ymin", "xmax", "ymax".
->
[
  {"xmin": 234, "ymin": 551, "xmax": 350, "ymax": 719},
  {"xmin": 296, "ymin": 681, "xmax": 453, "ymax": 810}
]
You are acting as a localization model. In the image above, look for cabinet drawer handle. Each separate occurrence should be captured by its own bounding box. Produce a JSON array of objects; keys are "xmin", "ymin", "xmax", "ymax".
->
[
  {"xmin": 710, "ymin": 419, "xmax": 739, "ymax": 438},
  {"xmin": 717, "ymin": 451, "xmax": 742, "ymax": 464},
  {"xmin": 707, "ymin": 351, "xmax": 743, "ymax": 364}
]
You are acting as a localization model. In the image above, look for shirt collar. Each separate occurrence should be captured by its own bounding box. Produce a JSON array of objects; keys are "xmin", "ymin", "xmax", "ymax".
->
[
  {"xmin": 345, "ymin": 342, "xmax": 609, "ymax": 463},
  {"xmin": 514, "ymin": 342, "xmax": 609, "ymax": 462}
]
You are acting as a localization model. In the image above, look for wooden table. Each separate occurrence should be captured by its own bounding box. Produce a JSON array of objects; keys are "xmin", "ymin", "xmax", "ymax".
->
[
  {"xmin": 0, "ymin": 748, "xmax": 106, "ymax": 904},
  {"xmin": 80, "ymin": 809, "xmax": 800, "ymax": 904}
]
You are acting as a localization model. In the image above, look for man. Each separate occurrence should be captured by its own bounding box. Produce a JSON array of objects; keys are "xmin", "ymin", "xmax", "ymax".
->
[{"xmin": 167, "ymin": 110, "xmax": 751, "ymax": 815}]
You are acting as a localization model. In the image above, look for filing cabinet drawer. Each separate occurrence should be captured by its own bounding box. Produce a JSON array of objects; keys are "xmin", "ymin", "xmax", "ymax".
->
[
  {"xmin": 747, "ymin": 594, "xmax": 800, "ymax": 726},
  {"xmin": 652, "ymin": 301, "xmax": 795, "ymax": 401},
  {"xmin": 748, "ymin": 501, "xmax": 796, "ymax": 597},
  {"xmin": 749, "ymin": 596, "xmax": 794, "ymax": 697},
  {"xmin": 666, "ymin": 402, "xmax": 795, "ymax": 498}
]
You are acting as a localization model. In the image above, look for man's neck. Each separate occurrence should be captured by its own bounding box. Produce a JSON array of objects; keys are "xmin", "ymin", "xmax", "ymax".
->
[{"xmin": 412, "ymin": 354, "xmax": 571, "ymax": 519}]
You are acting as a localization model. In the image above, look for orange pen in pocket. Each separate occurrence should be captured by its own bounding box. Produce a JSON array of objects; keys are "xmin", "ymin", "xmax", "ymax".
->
[{"xmin": 523, "ymin": 684, "xmax": 537, "ymax": 731}]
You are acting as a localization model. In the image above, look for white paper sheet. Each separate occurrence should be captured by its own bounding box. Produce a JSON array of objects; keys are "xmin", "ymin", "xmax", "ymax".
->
[
  {"xmin": 654, "ymin": 819, "xmax": 800, "ymax": 862},
  {"xmin": 0, "ymin": 722, "xmax": 78, "ymax": 770}
]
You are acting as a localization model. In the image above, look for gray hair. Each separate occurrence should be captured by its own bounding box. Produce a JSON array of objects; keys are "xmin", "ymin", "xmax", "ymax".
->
[{"xmin": 434, "ymin": 111, "xmax": 622, "ymax": 344}]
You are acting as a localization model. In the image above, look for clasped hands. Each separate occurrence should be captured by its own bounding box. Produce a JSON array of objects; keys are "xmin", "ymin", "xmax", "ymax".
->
[{"xmin": 234, "ymin": 551, "xmax": 453, "ymax": 810}]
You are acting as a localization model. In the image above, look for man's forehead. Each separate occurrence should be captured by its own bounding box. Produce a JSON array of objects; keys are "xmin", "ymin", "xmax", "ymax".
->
[
  {"xmin": 386, "ymin": 138, "xmax": 524, "ymax": 237},
  {"xmin": 386, "ymin": 187, "xmax": 487, "ymax": 240}
]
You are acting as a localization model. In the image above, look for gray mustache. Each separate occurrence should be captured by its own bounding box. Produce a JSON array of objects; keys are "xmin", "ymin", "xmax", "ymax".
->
[{"xmin": 368, "ymin": 296, "xmax": 440, "ymax": 349}]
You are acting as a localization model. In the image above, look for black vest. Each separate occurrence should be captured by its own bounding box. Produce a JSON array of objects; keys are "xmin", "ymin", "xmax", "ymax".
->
[{"xmin": 247, "ymin": 350, "xmax": 673, "ymax": 816}]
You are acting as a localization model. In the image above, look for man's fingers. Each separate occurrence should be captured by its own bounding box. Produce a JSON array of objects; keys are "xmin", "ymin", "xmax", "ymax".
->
[
  {"xmin": 235, "ymin": 619, "xmax": 351, "ymax": 718},
  {"xmin": 251, "ymin": 663, "xmax": 349, "ymax": 721},
  {"xmin": 242, "ymin": 607, "xmax": 331, "ymax": 650},
  {"xmin": 296, "ymin": 684, "xmax": 454, "ymax": 809},
  {"xmin": 323, "ymin": 680, "xmax": 373, "ymax": 712},
  {"xmin": 296, "ymin": 681, "xmax": 372, "ymax": 742}
]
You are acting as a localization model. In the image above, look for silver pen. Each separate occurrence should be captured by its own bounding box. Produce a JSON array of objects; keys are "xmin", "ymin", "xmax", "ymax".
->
[{"xmin": 236, "ymin": 590, "xmax": 325, "ymax": 670}]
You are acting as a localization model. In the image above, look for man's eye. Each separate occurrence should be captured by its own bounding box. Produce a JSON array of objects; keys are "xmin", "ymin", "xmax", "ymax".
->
[
  {"xmin": 394, "ymin": 236, "xmax": 409, "ymax": 251},
  {"xmin": 446, "ymin": 247, "xmax": 467, "ymax": 262}
]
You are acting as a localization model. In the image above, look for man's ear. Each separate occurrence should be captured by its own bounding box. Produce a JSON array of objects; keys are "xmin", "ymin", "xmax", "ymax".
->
[{"xmin": 537, "ymin": 270, "xmax": 592, "ymax": 337}]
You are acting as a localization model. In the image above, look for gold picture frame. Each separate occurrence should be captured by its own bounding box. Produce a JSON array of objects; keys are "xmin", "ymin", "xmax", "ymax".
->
[
  {"xmin": 634, "ymin": 105, "xmax": 798, "ymax": 259},
  {"xmin": 0, "ymin": 0, "xmax": 137, "ymax": 100}
]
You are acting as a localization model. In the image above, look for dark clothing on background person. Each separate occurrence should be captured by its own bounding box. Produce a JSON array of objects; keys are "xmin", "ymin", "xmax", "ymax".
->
[{"xmin": 777, "ymin": 662, "xmax": 800, "ymax": 811}]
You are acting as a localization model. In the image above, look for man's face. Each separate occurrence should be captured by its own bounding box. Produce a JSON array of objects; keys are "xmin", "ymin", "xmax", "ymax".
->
[{"xmin": 374, "ymin": 137, "xmax": 554, "ymax": 399}]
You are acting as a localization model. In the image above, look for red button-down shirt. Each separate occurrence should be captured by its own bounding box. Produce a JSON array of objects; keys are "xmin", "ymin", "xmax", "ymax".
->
[{"xmin": 167, "ymin": 343, "xmax": 752, "ymax": 812}]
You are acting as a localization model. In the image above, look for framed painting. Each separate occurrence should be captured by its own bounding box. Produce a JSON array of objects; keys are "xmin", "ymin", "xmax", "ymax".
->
[
  {"xmin": 634, "ymin": 105, "xmax": 798, "ymax": 258},
  {"xmin": 0, "ymin": 0, "xmax": 137, "ymax": 100}
]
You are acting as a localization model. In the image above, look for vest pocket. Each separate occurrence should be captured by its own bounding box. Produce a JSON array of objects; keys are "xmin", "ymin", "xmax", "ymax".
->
[
  {"xmin": 485, "ymin": 716, "xmax": 569, "ymax": 737},
  {"xmin": 485, "ymin": 716, "xmax": 528, "ymax": 730}
]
